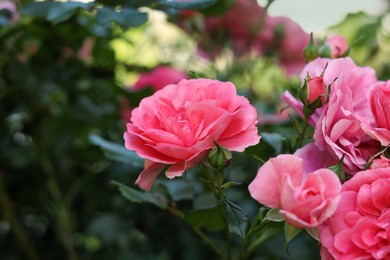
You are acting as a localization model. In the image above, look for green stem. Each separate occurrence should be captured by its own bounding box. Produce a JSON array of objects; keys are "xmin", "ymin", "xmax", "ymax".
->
[
  {"xmin": 247, "ymin": 0, "xmax": 276, "ymax": 49},
  {"xmin": 294, "ymin": 116, "xmax": 309, "ymax": 151},
  {"xmin": 41, "ymin": 154, "xmax": 78, "ymax": 260},
  {"xmin": 0, "ymin": 171, "xmax": 40, "ymax": 260}
]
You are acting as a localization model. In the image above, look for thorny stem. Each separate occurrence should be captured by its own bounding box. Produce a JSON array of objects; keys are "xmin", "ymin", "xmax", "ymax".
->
[{"xmin": 0, "ymin": 171, "xmax": 40, "ymax": 260}]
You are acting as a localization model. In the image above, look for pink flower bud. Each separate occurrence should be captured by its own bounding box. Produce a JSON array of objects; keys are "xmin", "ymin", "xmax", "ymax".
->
[
  {"xmin": 326, "ymin": 35, "xmax": 348, "ymax": 58},
  {"xmin": 307, "ymin": 76, "xmax": 326, "ymax": 104}
]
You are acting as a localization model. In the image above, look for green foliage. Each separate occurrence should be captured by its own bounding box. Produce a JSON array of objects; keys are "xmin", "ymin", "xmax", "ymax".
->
[
  {"xmin": 96, "ymin": 6, "xmax": 149, "ymax": 31},
  {"xmin": 89, "ymin": 134, "xmax": 144, "ymax": 167},
  {"xmin": 111, "ymin": 180, "xmax": 168, "ymax": 209},
  {"xmin": 225, "ymin": 200, "xmax": 248, "ymax": 239},
  {"xmin": 159, "ymin": 0, "xmax": 218, "ymax": 10}
]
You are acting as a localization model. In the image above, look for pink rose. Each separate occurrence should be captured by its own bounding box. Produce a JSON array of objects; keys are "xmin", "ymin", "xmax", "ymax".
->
[
  {"xmin": 124, "ymin": 79, "xmax": 261, "ymax": 190},
  {"xmin": 370, "ymin": 155, "xmax": 390, "ymax": 169},
  {"xmin": 314, "ymin": 58, "xmax": 380, "ymax": 173},
  {"xmin": 264, "ymin": 16, "xmax": 310, "ymax": 76},
  {"xmin": 326, "ymin": 35, "xmax": 349, "ymax": 58},
  {"xmin": 319, "ymin": 168, "xmax": 390, "ymax": 259},
  {"xmin": 365, "ymin": 81, "xmax": 390, "ymax": 146},
  {"xmin": 283, "ymin": 58, "xmax": 380, "ymax": 174},
  {"xmin": 133, "ymin": 66, "xmax": 188, "ymax": 91},
  {"xmin": 249, "ymin": 154, "xmax": 341, "ymax": 228}
]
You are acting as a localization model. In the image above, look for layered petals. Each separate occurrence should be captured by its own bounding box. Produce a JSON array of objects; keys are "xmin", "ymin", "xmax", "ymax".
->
[{"xmin": 125, "ymin": 78, "xmax": 260, "ymax": 190}]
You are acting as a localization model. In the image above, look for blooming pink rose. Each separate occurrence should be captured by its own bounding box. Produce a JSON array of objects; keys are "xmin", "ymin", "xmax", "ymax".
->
[
  {"xmin": 326, "ymin": 35, "xmax": 348, "ymax": 58},
  {"xmin": 249, "ymin": 154, "xmax": 341, "ymax": 228},
  {"xmin": 314, "ymin": 58, "xmax": 380, "ymax": 173},
  {"xmin": 283, "ymin": 58, "xmax": 380, "ymax": 174},
  {"xmin": 133, "ymin": 66, "xmax": 188, "ymax": 91},
  {"xmin": 365, "ymin": 81, "xmax": 390, "ymax": 146},
  {"xmin": 125, "ymin": 78, "xmax": 261, "ymax": 190},
  {"xmin": 319, "ymin": 168, "xmax": 390, "ymax": 260},
  {"xmin": 370, "ymin": 155, "xmax": 390, "ymax": 169}
]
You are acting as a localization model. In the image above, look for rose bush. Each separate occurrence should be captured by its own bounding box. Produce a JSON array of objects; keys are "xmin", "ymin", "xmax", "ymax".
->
[
  {"xmin": 249, "ymin": 154, "xmax": 341, "ymax": 228},
  {"xmin": 319, "ymin": 168, "xmax": 390, "ymax": 259},
  {"xmin": 124, "ymin": 78, "xmax": 261, "ymax": 190}
]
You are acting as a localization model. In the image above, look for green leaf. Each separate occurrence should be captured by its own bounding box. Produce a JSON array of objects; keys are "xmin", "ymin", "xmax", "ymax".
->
[
  {"xmin": 111, "ymin": 180, "xmax": 168, "ymax": 209},
  {"xmin": 225, "ymin": 200, "xmax": 248, "ymax": 240},
  {"xmin": 264, "ymin": 208, "xmax": 284, "ymax": 222},
  {"xmin": 21, "ymin": 2, "xmax": 56, "ymax": 17},
  {"xmin": 186, "ymin": 206, "xmax": 225, "ymax": 232},
  {"xmin": 221, "ymin": 181, "xmax": 241, "ymax": 191},
  {"xmin": 47, "ymin": 2, "xmax": 93, "ymax": 24},
  {"xmin": 329, "ymin": 155, "xmax": 345, "ymax": 182},
  {"xmin": 160, "ymin": 179, "xmax": 196, "ymax": 201},
  {"xmin": 306, "ymin": 227, "xmax": 319, "ymax": 241},
  {"xmin": 284, "ymin": 222, "xmax": 301, "ymax": 246},
  {"xmin": 89, "ymin": 134, "xmax": 144, "ymax": 168},
  {"xmin": 159, "ymin": 0, "xmax": 218, "ymax": 10},
  {"xmin": 22, "ymin": 2, "xmax": 93, "ymax": 24},
  {"xmin": 247, "ymin": 220, "xmax": 283, "ymax": 252},
  {"xmin": 96, "ymin": 6, "xmax": 148, "ymax": 30}
]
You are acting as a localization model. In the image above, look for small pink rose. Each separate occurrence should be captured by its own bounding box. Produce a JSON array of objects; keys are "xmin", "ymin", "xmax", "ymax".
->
[
  {"xmin": 133, "ymin": 66, "xmax": 188, "ymax": 91},
  {"xmin": 326, "ymin": 35, "xmax": 348, "ymax": 58},
  {"xmin": 125, "ymin": 79, "xmax": 261, "ymax": 190},
  {"xmin": 249, "ymin": 154, "xmax": 341, "ymax": 228},
  {"xmin": 370, "ymin": 155, "xmax": 390, "ymax": 169},
  {"xmin": 319, "ymin": 168, "xmax": 390, "ymax": 260}
]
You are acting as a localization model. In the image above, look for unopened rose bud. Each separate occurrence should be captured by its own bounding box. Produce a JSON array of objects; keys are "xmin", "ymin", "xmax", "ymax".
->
[
  {"xmin": 303, "ymin": 33, "xmax": 318, "ymax": 62},
  {"xmin": 318, "ymin": 44, "xmax": 332, "ymax": 58},
  {"xmin": 298, "ymin": 75, "xmax": 327, "ymax": 117},
  {"xmin": 307, "ymin": 76, "xmax": 326, "ymax": 104},
  {"xmin": 208, "ymin": 142, "xmax": 232, "ymax": 170}
]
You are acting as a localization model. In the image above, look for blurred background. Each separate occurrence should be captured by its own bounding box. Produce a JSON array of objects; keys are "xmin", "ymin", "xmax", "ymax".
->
[{"xmin": 1, "ymin": 0, "xmax": 390, "ymax": 259}]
